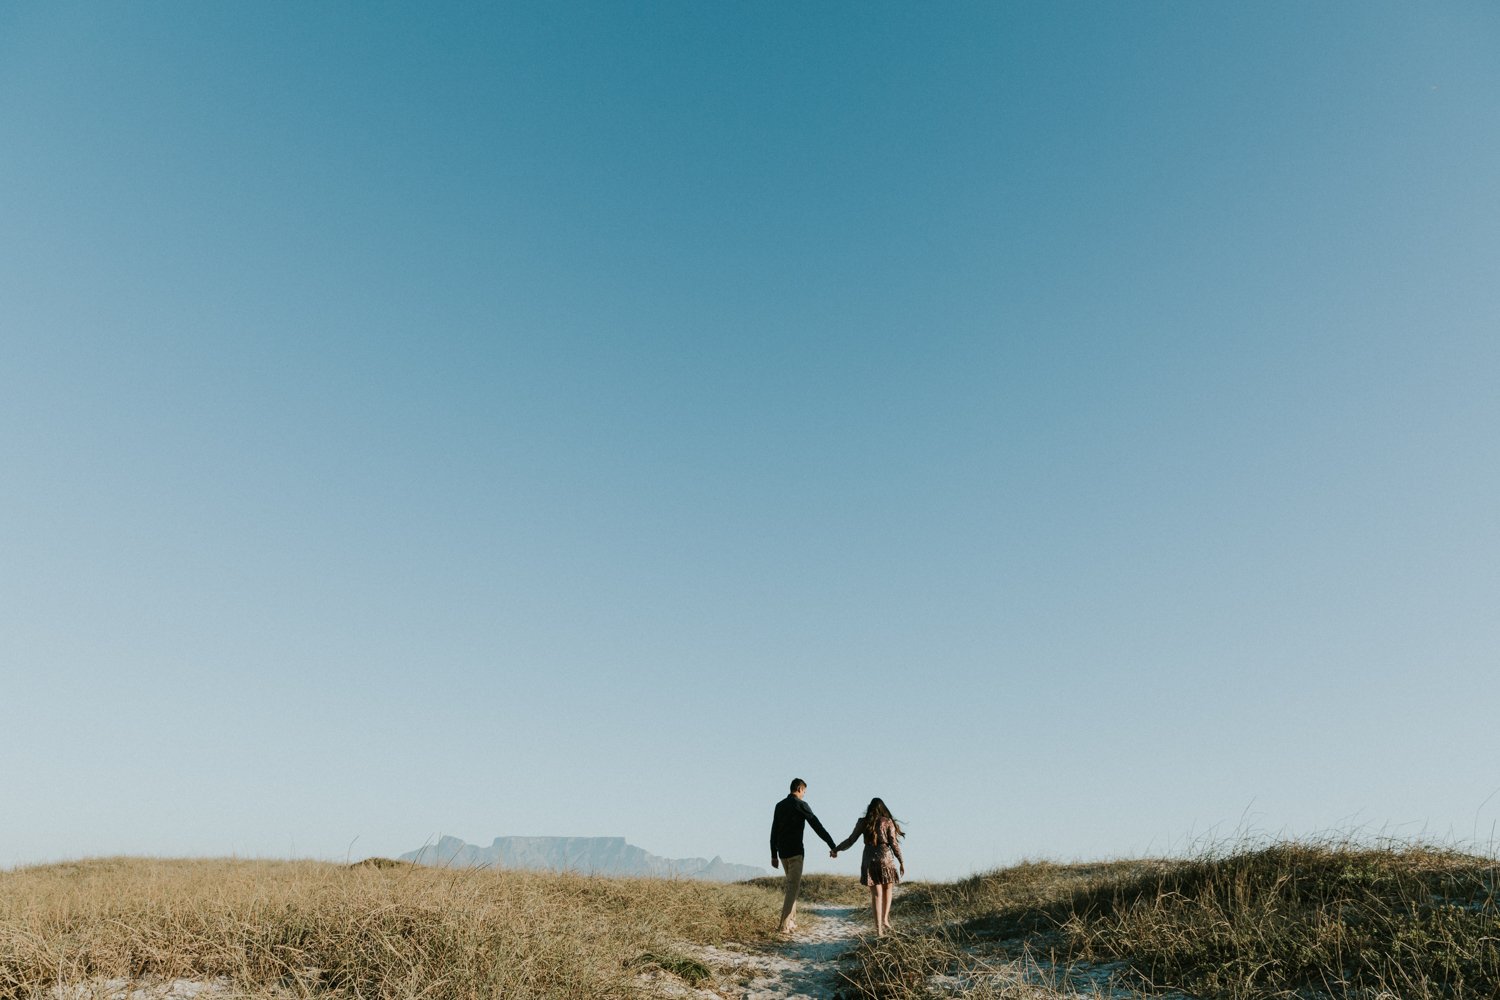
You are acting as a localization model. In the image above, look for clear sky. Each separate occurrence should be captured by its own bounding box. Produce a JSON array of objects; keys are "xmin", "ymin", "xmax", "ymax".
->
[{"xmin": 3, "ymin": 3, "xmax": 1498, "ymax": 881}]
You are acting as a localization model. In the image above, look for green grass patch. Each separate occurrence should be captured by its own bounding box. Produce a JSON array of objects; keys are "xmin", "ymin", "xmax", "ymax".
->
[{"xmin": 628, "ymin": 951, "xmax": 713, "ymax": 985}]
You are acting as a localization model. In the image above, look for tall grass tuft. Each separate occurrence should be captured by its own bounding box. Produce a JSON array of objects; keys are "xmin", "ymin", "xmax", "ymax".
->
[
  {"xmin": 858, "ymin": 839, "xmax": 1500, "ymax": 999},
  {"xmin": 0, "ymin": 857, "xmax": 779, "ymax": 999},
  {"xmin": 1065, "ymin": 840, "xmax": 1500, "ymax": 998}
]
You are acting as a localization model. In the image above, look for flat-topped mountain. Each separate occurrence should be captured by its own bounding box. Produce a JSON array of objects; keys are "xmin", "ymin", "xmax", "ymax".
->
[{"xmin": 397, "ymin": 835, "xmax": 765, "ymax": 882}]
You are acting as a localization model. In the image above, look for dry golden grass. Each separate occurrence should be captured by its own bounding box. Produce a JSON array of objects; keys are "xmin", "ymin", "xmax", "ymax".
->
[
  {"xmin": 0, "ymin": 857, "xmax": 780, "ymax": 999},
  {"xmin": 21, "ymin": 843, "xmax": 1487, "ymax": 1000},
  {"xmin": 846, "ymin": 841, "xmax": 1500, "ymax": 1000}
]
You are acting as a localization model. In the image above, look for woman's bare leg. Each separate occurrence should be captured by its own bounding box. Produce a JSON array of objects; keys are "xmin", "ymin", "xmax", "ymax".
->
[
  {"xmin": 874, "ymin": 884, "xmax": 893, "ymax": 934},
  {"xmin": 868, "ymin": 884, "xmax": 882, "ymax": 933}
]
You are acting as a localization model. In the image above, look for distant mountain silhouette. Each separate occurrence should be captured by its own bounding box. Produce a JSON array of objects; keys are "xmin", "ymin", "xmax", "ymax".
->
[{"xmin": 397, "ymin": 835, "xmax": 765, "ymax": 882}]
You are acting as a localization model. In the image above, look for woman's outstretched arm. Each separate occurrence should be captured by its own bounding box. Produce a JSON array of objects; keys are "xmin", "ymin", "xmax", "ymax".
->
[{"xmin": 833, "ymin": 821, "xmax": 863, "ymax": 854}]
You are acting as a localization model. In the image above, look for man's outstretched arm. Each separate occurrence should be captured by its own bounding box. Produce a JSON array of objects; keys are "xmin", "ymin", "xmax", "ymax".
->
[{"xmin": 798, "ymin": 799, "xmax": 838, "ymax": 850}]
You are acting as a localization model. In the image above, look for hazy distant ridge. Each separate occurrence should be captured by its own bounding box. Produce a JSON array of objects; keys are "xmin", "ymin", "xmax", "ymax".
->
[{"xmin": 397, "ymin": 835, "xmax": 765, "ymax": 882}]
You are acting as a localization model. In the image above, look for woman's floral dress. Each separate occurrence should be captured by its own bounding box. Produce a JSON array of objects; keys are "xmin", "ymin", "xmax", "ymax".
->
[{"xmin": 835, "ymin": 815, "xmax": 904, "ymax": 886}]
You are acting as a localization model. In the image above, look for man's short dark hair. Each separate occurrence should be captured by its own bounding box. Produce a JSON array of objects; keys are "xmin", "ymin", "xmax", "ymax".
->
[{"xmin": 790, "ymin": 778, "xmax": 807, "ymax": 793}]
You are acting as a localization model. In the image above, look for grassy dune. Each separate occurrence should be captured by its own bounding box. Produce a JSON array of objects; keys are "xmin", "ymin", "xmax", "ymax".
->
[
  {"xmin": 0, "ymin": 857, "xmax": 778, "ymax": 999},
  {"xmin": 8, "ymin": 843, "xmax": 1499, "ymax": 1000},
  {"xmin": 848, "ymin": 841, "xmax": 1500, "ymax": 999}
]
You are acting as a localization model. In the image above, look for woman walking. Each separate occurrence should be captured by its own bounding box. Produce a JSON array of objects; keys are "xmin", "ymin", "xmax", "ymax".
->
[{"xmin": 831, "ymin": 797, "xmax": 905, "ymax": 935}]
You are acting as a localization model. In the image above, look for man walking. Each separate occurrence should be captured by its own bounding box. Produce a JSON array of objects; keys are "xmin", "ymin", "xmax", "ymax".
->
[{"xmin": 769, "ymin": 777, "xmax": 838, "ymax": 934}]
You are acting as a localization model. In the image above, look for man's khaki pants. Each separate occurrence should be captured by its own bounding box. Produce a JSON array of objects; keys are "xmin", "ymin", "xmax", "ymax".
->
[{"xmin": 778, "ymin": 854, "xmax": 804, "ymax": 932}]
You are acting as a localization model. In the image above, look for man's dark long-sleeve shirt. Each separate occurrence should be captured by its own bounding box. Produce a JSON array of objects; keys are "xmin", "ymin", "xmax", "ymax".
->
[{"xmin": 770, "ymin": 794, "xmax": 837, "ymax": 861}]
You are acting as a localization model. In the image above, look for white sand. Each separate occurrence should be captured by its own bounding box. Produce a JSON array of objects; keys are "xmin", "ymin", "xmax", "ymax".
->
[
  {"xmin": 45, "ymin": 980, "xmax": 238, "ymax": 1000},
  {"xmin": 640, "ymin": 906, "xmax": 1168, "ymax": 1000},
  {"xmin": 648, "ymin": 902, "xmax": 867, "ymax": 999}
]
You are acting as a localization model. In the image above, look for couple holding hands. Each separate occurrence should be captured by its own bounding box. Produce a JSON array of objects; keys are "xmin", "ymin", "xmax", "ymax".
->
[{"xmin": 769, "ymin": 778, "xmax": 905, "ymax": 936}]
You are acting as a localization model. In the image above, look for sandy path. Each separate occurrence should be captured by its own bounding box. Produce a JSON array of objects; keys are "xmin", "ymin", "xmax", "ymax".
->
[
  {"xmin": 652, "ymin": 912, "xmax": 1159, "ymax": 1000},
  {"xmin": 668, "ymin": 903, "xmax": 867, "ymax": 999}
]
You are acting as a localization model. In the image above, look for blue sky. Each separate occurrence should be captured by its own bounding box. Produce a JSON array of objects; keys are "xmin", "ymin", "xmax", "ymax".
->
[{"xmin": 3, "ymin": 3, "xmax": 1498, "ymax": 880}]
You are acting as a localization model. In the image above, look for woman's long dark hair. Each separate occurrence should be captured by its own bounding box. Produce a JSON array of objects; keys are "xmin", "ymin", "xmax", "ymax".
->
[{"xmin": 860, "ymin": 797, "xmax": 904, "ymax": 839}]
